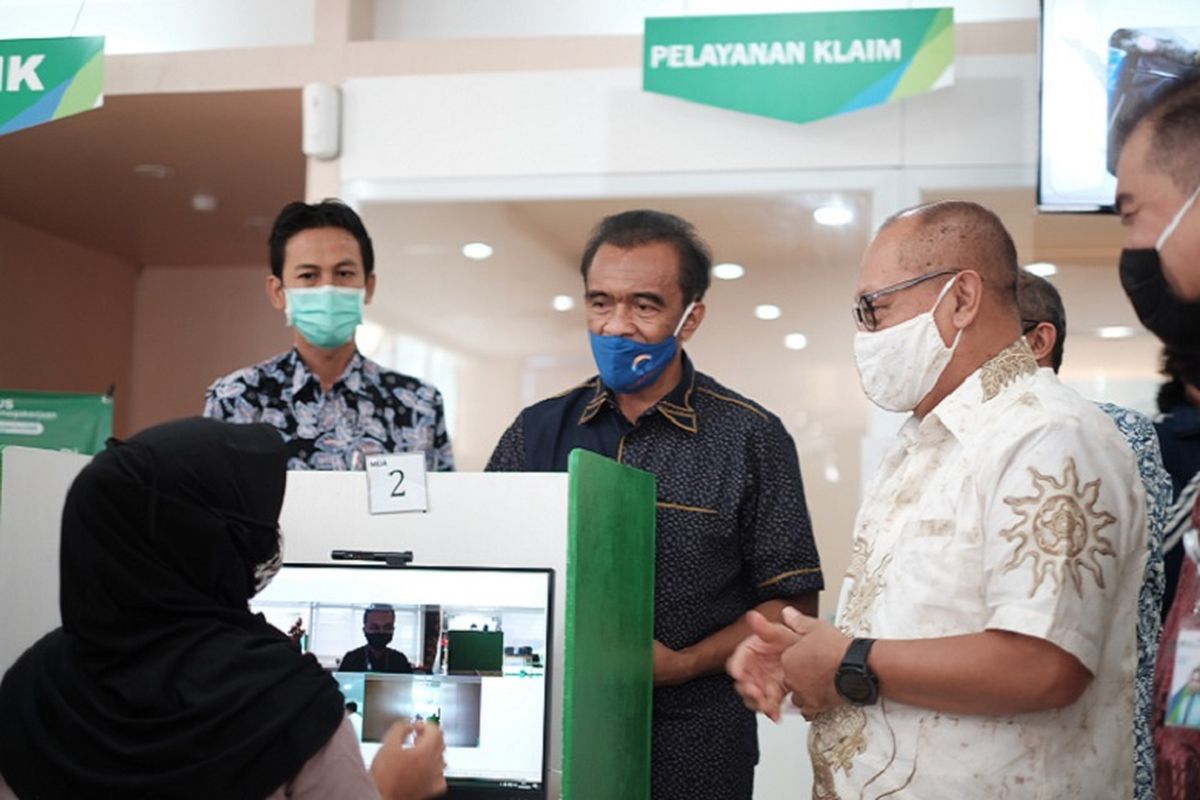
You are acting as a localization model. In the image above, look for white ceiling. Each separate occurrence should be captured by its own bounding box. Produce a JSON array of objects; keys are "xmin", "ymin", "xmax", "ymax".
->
[{"xmin": 360, "ymin": 190, "xmax": 1156, "ymax": 376}]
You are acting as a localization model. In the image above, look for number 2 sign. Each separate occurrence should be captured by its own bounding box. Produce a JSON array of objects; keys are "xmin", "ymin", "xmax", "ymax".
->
[{"xmin": 366, "ymin": 453, "xmax": 429, "ymax": 514}]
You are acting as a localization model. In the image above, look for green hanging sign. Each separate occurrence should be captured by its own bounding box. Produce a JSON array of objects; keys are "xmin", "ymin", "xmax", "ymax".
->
[
  {"xmin": 0, "ymin": 36, "xmax": 104, "ymax": 137},
  {"xmin": 0, "ymin": 389, "xmax": 113, "ymax": 490},
  {"xmin": 643, "ymin": 8, "xmax": 954, "ymax": 125}
]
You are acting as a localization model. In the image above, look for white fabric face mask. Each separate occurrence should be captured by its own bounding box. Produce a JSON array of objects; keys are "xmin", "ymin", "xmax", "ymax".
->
[{"xmin": 853, "ymin": 275, "xmax": 962, "ymax": 413}]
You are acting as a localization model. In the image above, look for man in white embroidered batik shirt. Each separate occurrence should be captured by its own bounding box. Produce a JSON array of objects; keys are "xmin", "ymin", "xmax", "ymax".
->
[{"xmin": 730, "ymin": 201, "xmax": 1147, "ymax": 799}]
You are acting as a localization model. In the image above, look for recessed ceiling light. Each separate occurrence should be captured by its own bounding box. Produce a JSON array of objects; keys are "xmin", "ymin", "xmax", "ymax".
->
[
  {"xmin": 824, "ymin": 462, "xmax": 841, "ymax": 484},
  {"xmin": 713, "ymin": 262, "xmax": 745, "ymax": 280},
  {"xmin": 462, "ymin": 242, "xmax": 493, "ymax": 260},
  {"xmin": 754, "ymin": 304, "xmax": 782, "ymax": 321},
  {"xmin": 552, "ymin": 294, "xmax": 575, "ymax": 312},
  {"xmin": 1096, "ymin": 325, "xmax": 1138, "ymax": 339},
  {"xmin": 133, "ymin": 163, "xmax": 174, "ymax": 179},
  {"xmin": 1023, "ymin": 262, "xmax": 1058, "ymax": 277},
  {"xmin": 191, "ymin": 193, "xmax": 218, "ymax": 213},
  {"xmin": 813, "ymin": 205, "xmax": 854, "ymax": 227},
  {"xmin": 783, "ymin": 333, "xmax": 808, "ymax": 350}
]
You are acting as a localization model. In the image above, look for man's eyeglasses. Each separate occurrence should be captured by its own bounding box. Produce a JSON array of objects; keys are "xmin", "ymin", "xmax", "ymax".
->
[
  {"xmin": 852, "ymin": 269, "xmax": 959, "ymax": 332},
  {"xmin": 1021, "ymin": 319, "xmax": 1041, "ymax": 335}
]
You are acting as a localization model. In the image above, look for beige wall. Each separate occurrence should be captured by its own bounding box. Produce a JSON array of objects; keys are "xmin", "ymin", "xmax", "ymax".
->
[
  {"xmin": 0, "ymin": 216, "xmax": 137, "ymax": 435},
  {"xmin": 129, "ymin": 264, "xmax": 293, "ymax": 434}
]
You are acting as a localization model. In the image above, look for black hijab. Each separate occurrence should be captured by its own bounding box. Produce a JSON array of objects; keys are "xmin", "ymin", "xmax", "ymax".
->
[{"xmin": 0, "ymin": 418, "xmax": 344, "ymax": 799}]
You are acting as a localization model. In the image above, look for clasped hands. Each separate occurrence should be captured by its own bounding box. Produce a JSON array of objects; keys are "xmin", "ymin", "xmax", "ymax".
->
[{"xmin": 727, "ymin": 607, "xmax": 852, "ymax": 721}]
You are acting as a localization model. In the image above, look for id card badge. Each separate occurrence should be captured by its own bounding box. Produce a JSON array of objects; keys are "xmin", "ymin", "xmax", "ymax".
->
[{"xmin": 1167, "ymin": 531, "xmax": 1200, "ymax": 730}]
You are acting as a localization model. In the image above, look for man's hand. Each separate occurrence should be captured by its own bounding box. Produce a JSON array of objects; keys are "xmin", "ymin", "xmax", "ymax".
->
[
  {"xmin": 779, "ymin": 607, "xmax": 852, "ymax": 720},
  {"xmin": 653, "ymin": 640, "xmax": 698, "ymax": 687},
  {"xmin": 370, "ymin": 720, "xmax": 448, "ymax": 800},
  {"xmin": 726, "ymin": 610, "xmax": 801, "ymax": 721}
]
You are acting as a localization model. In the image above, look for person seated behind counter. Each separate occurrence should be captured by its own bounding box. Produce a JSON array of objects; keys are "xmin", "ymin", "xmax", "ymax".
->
[
  {"xmin": 204, "ymin": 199, "xmax": 454, "ymax": 472},
  {"xmin": 0, "ymin": 418, "xmax": 444, "ymax": 800},
  {"xmin": 341, "ymin": 604, "xmax": 415, "ymax": 673}
]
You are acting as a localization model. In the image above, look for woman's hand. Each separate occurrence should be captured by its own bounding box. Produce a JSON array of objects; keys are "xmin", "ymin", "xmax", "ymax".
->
[{"xmin": 370, "ymin": 719, "xmax": 448, "ymax": 800}]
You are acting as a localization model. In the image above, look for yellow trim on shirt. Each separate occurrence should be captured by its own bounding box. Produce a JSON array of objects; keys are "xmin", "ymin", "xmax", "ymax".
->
[{"xmin": 757, "ymin": 567, "xmax": 822, "ymax": 589}]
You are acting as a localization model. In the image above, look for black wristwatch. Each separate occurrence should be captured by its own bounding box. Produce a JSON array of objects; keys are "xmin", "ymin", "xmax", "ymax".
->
[{"xmin": 835, "ymin": 638, "xmax": 879, "ymax": 705}]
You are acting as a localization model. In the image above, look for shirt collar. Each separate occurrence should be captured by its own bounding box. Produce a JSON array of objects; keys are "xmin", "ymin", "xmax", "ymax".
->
[
  {"xmin": 924, "ymin": 336, "xmax": 1039, "ymax": 444},
  {"xmin": 579, "ymin": 351, "xmax": 699, "ymax": 433},
  {"xmin": 287, "ymin": 348, "xmax": 368, "ymax": 395}
]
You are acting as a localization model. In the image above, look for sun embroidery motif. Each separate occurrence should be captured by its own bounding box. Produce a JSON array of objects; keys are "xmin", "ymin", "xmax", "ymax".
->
[{"xmin": 1000, "ymin": 458, "xmax": 1117, "ymax": 598}]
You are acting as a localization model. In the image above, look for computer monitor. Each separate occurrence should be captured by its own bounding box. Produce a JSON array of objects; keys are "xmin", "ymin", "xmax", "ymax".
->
[
  {"xmin": 1039, "ymin": 0, "xmax": 1200, "ymax": 211},
  {"xmin": 251, "ymin": 564, "xmax": 553, "ymax": 800}
]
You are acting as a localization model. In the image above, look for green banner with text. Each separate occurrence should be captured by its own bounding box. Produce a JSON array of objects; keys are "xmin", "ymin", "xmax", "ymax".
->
[
  {"xmin": 0, "ymin": 36, "xmax": 104, "ymax": 137},
  {"xmin": 0, "ymin": 389, "xmax": 113, "ymax": 493},
  {"xmin": 644, "ymin": 8, "xmax": 954, "ymax": 125}
]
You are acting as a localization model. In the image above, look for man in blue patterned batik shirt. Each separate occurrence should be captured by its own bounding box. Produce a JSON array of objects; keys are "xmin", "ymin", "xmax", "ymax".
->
[{"xmin": 204, "ymin": 200, "xmax": 454, "ymax": 472}]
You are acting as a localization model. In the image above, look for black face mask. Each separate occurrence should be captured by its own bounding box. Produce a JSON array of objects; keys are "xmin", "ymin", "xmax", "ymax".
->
[
  {"xmin": 365, "ymin": 632, "xmax": 393, "ymax": 650},
  {"xmin": 1119, "ymin": 247, "xmax": 1200, "ymax": 354}
]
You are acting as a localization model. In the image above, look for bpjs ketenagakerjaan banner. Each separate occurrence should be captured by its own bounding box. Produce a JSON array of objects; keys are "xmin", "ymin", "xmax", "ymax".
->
[
  {"xmin": 0, "ymin": 390, "xmax": 113, "ymax": 491},
  {"xmin": 0, "ymin": 36, "xmax": 104, "ymax": 137},
  {"xmin": 644, "ymin": 9, "xmax": 954, "ymax": 125}
]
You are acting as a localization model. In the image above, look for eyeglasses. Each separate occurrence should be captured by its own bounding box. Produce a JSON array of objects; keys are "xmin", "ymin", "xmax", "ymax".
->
[
  {"xmin": 1021, "ymin": 319, "xmax": 1041, "ymax": 335},
  {"xmin": 852, "ymin": 269, "xmax": 959, "ymax": 332}
]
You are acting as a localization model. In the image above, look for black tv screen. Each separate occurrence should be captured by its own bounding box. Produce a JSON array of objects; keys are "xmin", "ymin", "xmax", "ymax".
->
[{"xmin": 1039, "ymin": 0, "xmax": 1199, "ymax": 212}]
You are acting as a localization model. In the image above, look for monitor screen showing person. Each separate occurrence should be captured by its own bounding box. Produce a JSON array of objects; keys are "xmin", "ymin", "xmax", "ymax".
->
[{"xmin": 252, "ymin": 565, "xmax": 552, "ymax": 797}]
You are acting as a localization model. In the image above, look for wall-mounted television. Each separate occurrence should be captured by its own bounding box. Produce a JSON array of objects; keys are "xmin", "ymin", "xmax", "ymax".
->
[{"xmin": 1039, "ymin": 0, "xmax": 1199, "ymax": 212}]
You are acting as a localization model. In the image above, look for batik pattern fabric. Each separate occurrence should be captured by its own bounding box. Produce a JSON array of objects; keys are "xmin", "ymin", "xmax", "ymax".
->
[
  {"xmin": 204, "ymin": 349, "xmax": 454, "ymax": 472},
  {"xmin": 811, "ymin": 339, "xmax": 1147, "ymax": 800},
  {"xmin": 1098, "ymin": 402, "xmax": 1169, "ymax": 800}
]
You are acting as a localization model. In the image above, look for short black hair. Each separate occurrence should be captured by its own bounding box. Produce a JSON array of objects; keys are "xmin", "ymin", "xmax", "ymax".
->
[
  {"xmin": 1158, "ymin": 346, "xmax": 1200, "ymax": 412},
  {"xmin": 268, "ymin": 199, "xmax": 374, "ymax": 278},
  {"xmin": 1016, "ymin": 272, "xmax": 1067, "ymax": 372},
  {"xmin": 363, "ymin": 603, "xmax": 395, "ymax": 626},
  {"xmin": 1130, "ymin": 73, "xmax": 1200, "ymax": 193},
  {"xmin": 345, "ymin": 700, "xmax": 358, "ymax": 713},
  {"xmin": 579, "ymin": 209, "xmax": 712, "ymax": 303}
]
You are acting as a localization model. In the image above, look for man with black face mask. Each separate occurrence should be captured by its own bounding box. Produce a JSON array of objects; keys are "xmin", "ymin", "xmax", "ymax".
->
[
  {"xmin": 340, "ymin": 605, "xmax": 414, "ymax": 673},
  {"xmin": 1116, "ymin": 73, "xmax": 1200, "ymax": 356},
  {"xmin": 1116, "ymin": 72, "xmax": 1200, "ymax": 800}
]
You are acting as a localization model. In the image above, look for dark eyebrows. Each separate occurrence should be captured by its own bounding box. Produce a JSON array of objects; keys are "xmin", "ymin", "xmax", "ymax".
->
[
  {"xmin": 292, "ymin": 259, "xmax": 360, "ymax": 271},
  {"xmin": 585, "ymin": 289, "xmax": 611, "ymax": 302},
  {"xmin": 632, "ymin": 292, "xmax": 666, "ymax": 306}
]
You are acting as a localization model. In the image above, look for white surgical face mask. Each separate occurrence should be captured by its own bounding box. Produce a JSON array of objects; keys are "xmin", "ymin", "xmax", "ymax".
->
[{"xmin": 853, "ymin": 275, "xmax": 961, "ymax": 413}]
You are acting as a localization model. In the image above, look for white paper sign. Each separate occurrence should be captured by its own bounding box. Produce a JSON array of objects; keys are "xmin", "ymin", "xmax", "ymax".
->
[{"xmin": 365, "ymin": 453, "xmax": 428, "ymax": 514}]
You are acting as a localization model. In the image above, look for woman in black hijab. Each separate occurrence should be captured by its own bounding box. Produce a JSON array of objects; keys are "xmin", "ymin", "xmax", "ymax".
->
[{"xmin": 0, "ymin": 418, "xmax": 445, "ymax": 799}]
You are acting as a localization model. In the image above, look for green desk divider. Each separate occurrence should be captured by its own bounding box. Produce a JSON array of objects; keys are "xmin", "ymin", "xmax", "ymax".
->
[{"xmin": 562, "ymin": 448, "xmax": 656, "ymax": 800}]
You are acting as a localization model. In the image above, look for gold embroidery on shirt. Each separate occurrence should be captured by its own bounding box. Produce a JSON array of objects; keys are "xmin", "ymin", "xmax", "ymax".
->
[
  {"xmin": 839, "ymin": 537, "xmax": 891, "ymax": 636},
  {"xmin": 999, "ymin": 458, "xmax": 1118, "ymax": 598},
  {"xmin": 980, "ymin": 338, "xmax": 1038, "ymax": 402},
  {"xmin": 809, "ymin": 704, "xmax": 868, "ymax": 800}
]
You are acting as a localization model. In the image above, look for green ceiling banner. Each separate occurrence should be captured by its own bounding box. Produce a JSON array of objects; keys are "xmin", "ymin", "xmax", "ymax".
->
[
  {"xmin": 644, "ymin": 8, "xmax": 954, "ymax": 124},
  {"xmin": 0, "ymin": 37, "xmax": 104, "ymax": 137}
]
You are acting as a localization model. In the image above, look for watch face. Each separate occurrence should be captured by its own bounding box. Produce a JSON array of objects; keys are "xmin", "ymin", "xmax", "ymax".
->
[{"xmin": 836, "ymin": 671, "xmax": 876, "ymax": 704}]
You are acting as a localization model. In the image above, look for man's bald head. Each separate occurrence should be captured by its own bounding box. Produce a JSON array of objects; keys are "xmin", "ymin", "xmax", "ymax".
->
[{"xmin": 876, "ymin": 200, "xmax": 1020, "ymax": 309}]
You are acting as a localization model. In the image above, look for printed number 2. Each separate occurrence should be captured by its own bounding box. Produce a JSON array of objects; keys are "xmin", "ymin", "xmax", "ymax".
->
[{"xmin": 390, "ymin": 469, "xmax": 407, "ymax": 498}]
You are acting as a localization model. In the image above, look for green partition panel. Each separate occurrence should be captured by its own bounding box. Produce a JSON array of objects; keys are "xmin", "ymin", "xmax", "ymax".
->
[{"xmin": 562, "ymin": 448, "xmax": 656, "ymax": 800}]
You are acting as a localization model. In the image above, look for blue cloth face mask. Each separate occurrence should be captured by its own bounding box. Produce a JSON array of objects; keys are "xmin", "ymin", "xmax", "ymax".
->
[
  {"xmin": 589, "ymin": 301, "xmax": 696, "ymax": 394},
  {"xmin": 284, "ymin": 286, "xmax": 365, "ymax": 349}
]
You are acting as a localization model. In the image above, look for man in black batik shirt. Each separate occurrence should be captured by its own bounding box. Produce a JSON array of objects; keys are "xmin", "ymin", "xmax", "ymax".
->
[{"xmin": 486, "ymin": 209, "xmax": 823, "ymax": 800}]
